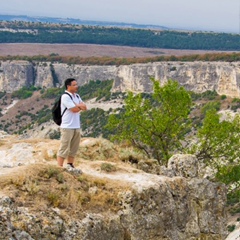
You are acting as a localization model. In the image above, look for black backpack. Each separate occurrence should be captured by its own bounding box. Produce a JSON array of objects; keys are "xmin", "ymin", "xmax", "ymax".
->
[{"xmin": 52, "ymin": 92, "xmax": 72, "ymax": 126}]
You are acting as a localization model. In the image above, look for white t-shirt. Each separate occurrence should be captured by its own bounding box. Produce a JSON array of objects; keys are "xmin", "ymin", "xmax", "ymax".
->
[{"xmin": 60, "ymin": 91, "xmax": 83, "ymax": 129}]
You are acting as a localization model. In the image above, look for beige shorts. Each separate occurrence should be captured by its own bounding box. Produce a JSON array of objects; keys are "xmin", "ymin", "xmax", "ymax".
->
[{"xmin": 57, "ymin": 128, "xmax": 81, "ymax": 159}]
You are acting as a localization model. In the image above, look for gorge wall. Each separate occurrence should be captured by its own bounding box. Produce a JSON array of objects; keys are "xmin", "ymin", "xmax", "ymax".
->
[{"xmin": 0, "ymin": 60, "xmax": 240, "ymax": 97}]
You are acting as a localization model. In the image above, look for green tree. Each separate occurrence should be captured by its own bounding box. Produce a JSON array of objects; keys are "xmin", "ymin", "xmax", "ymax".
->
[
  {"xmin": 193, "ymin": 109, "xmax": 240, "ymax": 164},
  {"xmin": 190, "ymin": 109, "xmax": 240, "ymax": 170},
  {"xmin": 106, "ymin": 79, "xmax": 192, "ymax": 165},
  {"xmin": 189, "ymin": 109, "xmax": 240, "ymax": 203},
  {"xmin": 201, "ymin": 101, "xmax": 221, "ymax": 116}
]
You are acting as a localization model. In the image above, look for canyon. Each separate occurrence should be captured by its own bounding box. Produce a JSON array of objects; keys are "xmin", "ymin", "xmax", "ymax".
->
[{"xmin": 0, "ymin": 60, "xmax": 240, "ymax": 98}]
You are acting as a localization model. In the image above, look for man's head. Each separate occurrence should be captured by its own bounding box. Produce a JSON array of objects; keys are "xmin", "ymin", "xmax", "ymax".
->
[{"xmin": 64, "ymin": 78, "xmax": 78, "ymax": 93}]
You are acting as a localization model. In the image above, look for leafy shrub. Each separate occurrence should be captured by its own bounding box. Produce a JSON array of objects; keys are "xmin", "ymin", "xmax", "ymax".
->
[
  {"xmin": 100, "ymin": 163, "xmax": 117, "ymax": 172},
  {"xmin": 232, "ymin": 98, "xmax": 240, "ymax": 103},
  {"xmin": 79, "ymin": 79, "xmax": 113, "ymax": 100},
  {"xmin": 221, "ymin": 95, "xmax": 227, "ymax": 100},
  {"xmin": 41, "ymin": 87, "xmax": 64, "ymax": 99},
  {"xmin": 190, "ymin": 90, "xmax": 218, "ymax": 101},
  {"xmin": 201, "ymin": 90, "xmax": 218, "ymax": 100},
  {"xmin": 227, "ymin": 225, "xmax": 236, "ymax": 232},
  {"xmin": 231, "ymin": 98, "xmax": 240, "ymax": 111},
  {"xmin": 201, "ymin": 101, "xmax": 221, "ymax": 115},
  {"xmin": 12, "ymin": 86, "xmax": 40, "ymax": 99},
  {"xmin": 81, "ymin": 108, "xmax": 111, "ymax": 138}
]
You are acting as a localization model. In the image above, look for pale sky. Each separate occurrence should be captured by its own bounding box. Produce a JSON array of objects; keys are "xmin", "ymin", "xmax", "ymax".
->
[{"xmin": 1, "ymin": 0, "xmax": 240, "ymax": 33}]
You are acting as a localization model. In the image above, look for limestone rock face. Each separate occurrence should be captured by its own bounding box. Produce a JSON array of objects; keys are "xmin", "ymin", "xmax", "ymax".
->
[
  {"xmin": 0, "ymin": 60, "xmax": 240, "ymax": 97},
  {"xmin": 0, "ymin": 139, "xmax": 228, "ymax": 240},
  {"xmin": 113, "ymin": 62, "xmax": 240, "ymax": 97},
  {"xmin": 0, "ymin": 173, "xmax": 227, "ymax": 240},
  {"xmin": 0, "ymin": 60, "xmax": 34, "ymax": 92},
  {"xmin": 52, "ymin": 63, "xmax": 118, "ymax": 87},
  {"xmin": 34, "ymin": 62, "xmax": 55, "ymax": 88},
  {"xmin": 119, "ymin": 176, "xmax": 227, "ymax": 240}
]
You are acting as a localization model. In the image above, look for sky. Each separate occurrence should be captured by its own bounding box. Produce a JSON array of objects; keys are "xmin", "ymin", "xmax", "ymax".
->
[{"xmin": 1, "ymin": 0, "xmax": 240, "ymax": 33}]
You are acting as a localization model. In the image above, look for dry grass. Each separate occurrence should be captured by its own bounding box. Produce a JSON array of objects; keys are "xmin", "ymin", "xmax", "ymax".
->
[
  {"xmin": 0, "ymin": 163, "xmax": 129, "ymax": 217},
  {"xmin": 79, "ymin": 137, "xmax": 146, "ymax": 164},
  {"xmin": 79, "ymin": 137, "xmax": 119, "ymax": 162},
  {"xmin": 100, "ymin": 162, "xmax": 117, "ymax": 172},
  {"xmin": 0, "ymin": 134, "xmax": 147, "ymax": 220}
]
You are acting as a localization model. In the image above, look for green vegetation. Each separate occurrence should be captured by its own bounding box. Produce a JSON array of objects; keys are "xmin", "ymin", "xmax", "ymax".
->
[
  {"xmin": 81, "ymin": 108, "xmax": 112, "ymax": 138},
  {"xmin": 0, "ymin": 21, "xmax": 240, "ymax": 50},
  {"xmin": 41, "ymin": 87, "xmax": 64, "ymax": 99},
  {"xmin": 227, "ymin": 189, "xmax": 240, "ymax": 214},
  {"xmin": 36, "ymin": 108, "xmax": 52, "ymax": 125},
  {"xmin": 190, "ymin": 90, "xmax": 219, "ymax": 101},
  {"xmin": 190, "ymin": 109, "xmax": 240, "ymax": 165},
  {"xmin": 106, "ymin": 79, "xmax": 240, "ymax": 206},
  {"xmin": 79, "ymin": 80, "xmax": 113, "ymax": 100},
  {"xmin": 12, "ymin": 86, "xmax": 40, "ymax": 99},
  {"xmin": 200, "ymin": 101, "xmax": 221, "ymax": 115},
  {"xmin": 231, "ymin": 98, "xmax": 240, "ymax": 111},
  {"xmin": 196, "ymin": 110, "xmax": 240, "ymax": 208},
  {"xmin": 227, "ymin": 225, "xmax": 236, "ymax": 232},
  {"xmin": 106, "ymin": 79, "xmax": 192, "ymax": 165}
]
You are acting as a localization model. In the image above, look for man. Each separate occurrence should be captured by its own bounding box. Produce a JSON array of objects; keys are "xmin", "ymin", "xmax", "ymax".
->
[{"xmin": 57, "ymin": 78, "xmax": 87, "ymax": 172}]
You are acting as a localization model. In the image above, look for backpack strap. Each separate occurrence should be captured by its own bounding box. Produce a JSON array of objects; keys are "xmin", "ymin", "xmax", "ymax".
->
[
  {"xmin": 61, "ymin": 92, "xmax": 73, "ymax": 117},
  {"xmin": 63, "ymin": 92, "xmax": 73, "ymax": 100}
]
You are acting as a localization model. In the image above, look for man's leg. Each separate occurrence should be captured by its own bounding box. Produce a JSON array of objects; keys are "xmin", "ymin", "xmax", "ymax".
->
[
  {"xmin": 57, "ymin": 156, "xmax": 65, "ymax": 167},
  {"xmin": 57, "ymin": 129, "xmax": 73, "ymax": 167},
  {"xmin": 68, "ymin": 129, "xmax": 81, "ymax": 166},
  {"xmin": 67, "ymin": 156, "xmax": 74, "ymax": 164}
]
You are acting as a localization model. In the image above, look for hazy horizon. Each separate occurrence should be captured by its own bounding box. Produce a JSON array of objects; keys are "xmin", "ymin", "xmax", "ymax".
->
[{"xmin": 1, "ymin": 0, "xmax": 240, "ymax": 34}]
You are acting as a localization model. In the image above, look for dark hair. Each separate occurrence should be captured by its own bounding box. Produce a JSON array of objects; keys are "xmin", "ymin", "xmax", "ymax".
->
[{"xmin": 64, "ymin": 78, "xmax": 76, "ymax": 89}]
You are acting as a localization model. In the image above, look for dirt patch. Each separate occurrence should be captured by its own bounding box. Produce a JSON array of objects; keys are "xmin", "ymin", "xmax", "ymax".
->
[
  {"xmin": 0, "ymin": 43, "xmax": 229, "ymax": 58},
  {"xmin": 0, "ymin": 91, "xmax": 53, "ymax": 133},
  {"xmin": 0, "ymin": 135, "xmax": 147, "ymax": 216}
]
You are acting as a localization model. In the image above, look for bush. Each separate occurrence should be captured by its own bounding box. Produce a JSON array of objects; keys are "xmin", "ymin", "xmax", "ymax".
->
[
  {"xmin": 221, "ymin": 95, "xmax": 227, "ymax": 100},
  {"xmin": 41, "ymin": 87, "xmax": 64, "ymax": 99},
  {"xmin": 227, "ymin": 225, "xmax": 236, "ymax": 232},
  {"xmin": 100, "ymin": 163, "xmax": 117, "ymax": 172},
  {"xmin": 12, "ymin": 86, "xmax": 40, "ymax": 99}
]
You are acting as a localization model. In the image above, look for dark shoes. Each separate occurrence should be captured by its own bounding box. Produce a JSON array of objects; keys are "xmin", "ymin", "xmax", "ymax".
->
[{"xmin": 66, "ymin": 163, "xmax": 83, "ymax": 174}]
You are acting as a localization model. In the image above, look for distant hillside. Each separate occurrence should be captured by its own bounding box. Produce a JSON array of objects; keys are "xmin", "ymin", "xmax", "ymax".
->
[
  {"xmin": 0, "ymin": 14, "xmax": 169, "ymax": 30},
  {"xmin": 0, "ymin": 15, "xmax": 239, "ymax": 51}
]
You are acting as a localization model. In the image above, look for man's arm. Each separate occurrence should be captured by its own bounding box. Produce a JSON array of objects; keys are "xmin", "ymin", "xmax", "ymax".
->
[
  {"xmin": 70, "ymin": 102, "xmax": 87, "ymax": 112},
  {"xmin": 77, "ymin": 102, "xmax": 87, "ymax": 111}
]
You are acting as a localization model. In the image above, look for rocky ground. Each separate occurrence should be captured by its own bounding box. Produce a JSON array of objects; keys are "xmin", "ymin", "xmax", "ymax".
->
[{"xmin": 0, "ymin": 130, "xmax": 237, "ymax": 239}]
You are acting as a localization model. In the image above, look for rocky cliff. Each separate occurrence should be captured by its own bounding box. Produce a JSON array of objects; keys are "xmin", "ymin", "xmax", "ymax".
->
[
  {"xmin": 0, "ymin": 60, "xmax": 240, "ymax": 97},
  {"xmin": 0, "ymin": 133, "xmax": 228, "ymax": 239}
]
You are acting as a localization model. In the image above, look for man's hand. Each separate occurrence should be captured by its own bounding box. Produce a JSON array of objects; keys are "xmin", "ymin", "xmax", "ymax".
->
[{"xmin": 77, "ymin": 102, "xmax": 87, "ymax": 111}]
